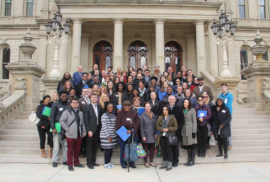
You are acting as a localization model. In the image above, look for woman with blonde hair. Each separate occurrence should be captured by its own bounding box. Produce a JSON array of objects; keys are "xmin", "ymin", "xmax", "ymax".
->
[
  {"xmin": 99, "ymin": 86, "xmax": 108, "ymax": 96},
  {"xmin": 99, "ymin": 93, "xmax": 110, "ymax": 114},
  {"xmin": 51, "ymin": 92, "xmax": 58, "ymax": 105},
  {"xmin": 63, "ymin": 80, "xmax": 73, "ymax": 93},
  {"xmin": 202, "ymin": 92, "xmax": 213, "ymax": 107}
]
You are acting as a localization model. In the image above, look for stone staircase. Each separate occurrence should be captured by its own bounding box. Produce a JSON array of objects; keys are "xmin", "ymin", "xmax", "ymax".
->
[{"xmin": 1, "ymin": 104, "xmax": 270, "ymax": 165}]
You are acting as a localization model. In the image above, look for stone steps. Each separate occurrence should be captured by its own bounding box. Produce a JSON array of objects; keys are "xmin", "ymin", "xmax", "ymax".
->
[
  {"xmin": 232, "ymin": 129, "xmax": 270, "ymax": 134},
  {"xmin": 231, "ymin": 124, "xmax": 270, "ymax": 129},
  {"xmin": 232, "ymin": 119, "xmax": 270, "ymax": 124}
]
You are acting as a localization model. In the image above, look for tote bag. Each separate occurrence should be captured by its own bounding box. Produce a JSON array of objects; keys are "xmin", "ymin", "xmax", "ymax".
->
[
  {"xmin": 124, "ymin": 133, "xmax": 138, "ymax": 162},
  {"xmin": 133, "ymin": 131, "xmax": 146, "ymax": 158},
  {"xmin": 28, "ymin": 111, "xmax": 40, "ymax": 125}
]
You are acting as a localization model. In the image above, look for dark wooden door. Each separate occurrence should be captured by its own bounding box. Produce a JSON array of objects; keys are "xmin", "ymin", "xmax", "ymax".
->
[
  {"xmin": 93, "ymin": 41, "xmax": 113, "ymax": 71},
  {"xmin": 128, "ymin": 40, "xmax": 148, "ymax": 69},
  {"xmin": 164, "ymin": 41, "xmax": 183, "ymax": 73}
]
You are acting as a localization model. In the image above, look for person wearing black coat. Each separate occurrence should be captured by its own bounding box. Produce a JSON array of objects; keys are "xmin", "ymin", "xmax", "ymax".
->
[
  {"xmin": 212, "ymin": 98, "xmax": 231, "ymax": 159},
  {"xmin": 76, "ymin": 73, "xmax": 93, "ymax": 98},
  {"xmin": 166, "ymin": 95, "xmax": 185, "ymax": 167},
  {"xmin": 143, "ymin": 85, "xmax": 156, "ymax": 103},
  {"xmin": 130, "ymin": 88, "xmax": 145, "ymax": 106},
  {"xmin": 83, "ymin": 93, "xmax": 102, "ymax": 169},
  {"xmin": 147, "ymin": 92, "xmax": 162, "ymax": 120},
  {"xmin": 36, "ymin": 95, "xmax": 53, "ymax": 159},
  {"xmin": 111, "ymin": 82, "xmax": 129, "ymax": 113},
  {"xmin": 57, "ymin": 72, "xmax": 75, "ymax": 94}
]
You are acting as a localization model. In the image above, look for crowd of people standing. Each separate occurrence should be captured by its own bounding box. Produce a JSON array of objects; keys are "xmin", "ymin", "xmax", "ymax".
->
[{"xmin": 36, "ymin": 64, "xmax": 233, "ymax": 171}]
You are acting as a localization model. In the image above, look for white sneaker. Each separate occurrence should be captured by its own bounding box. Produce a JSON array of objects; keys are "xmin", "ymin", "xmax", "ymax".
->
[
  {"xmin": 109, "ymin": 163, "xmax": 114, "ymax": 168},
  {"xmin": 104, "ymin": 163, "xmax": 112, "ymax": 169}
]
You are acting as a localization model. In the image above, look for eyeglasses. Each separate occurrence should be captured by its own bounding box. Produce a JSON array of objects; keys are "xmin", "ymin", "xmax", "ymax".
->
[
  {"xmin": 198, "ymin": 99, "xmax": 203, "ymax": 101},
  {"xmin": 71, "ymin": 102, "xmax": 78, "ymax": 104}
]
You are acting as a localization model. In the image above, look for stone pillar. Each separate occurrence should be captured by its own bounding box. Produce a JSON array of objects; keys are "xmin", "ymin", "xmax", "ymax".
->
[
  {"xmin": 155, "ymin": 19, "xmax": 165, "ymax": 72},
  {"xmin": 59, "ymin": 19, "xmax": 69, "ymax": 75},
  {"xmin": 113, "ymin": 18, "xmax": 124, "ymax": 72},
  {"xmin": 81, "ymin": 33, "xmax": 90, "ymax": 71},
  {"xmin": 195, "ymin": 20, "xmax": 206, "ymax": 76},
  {"xmin": 208, "ymin": 21, "xmax": 218, "ymax": 77},
  {"xmin": 71, "ymin": 18, "xmax": 83, "ymax": 73},
  {"xmin": 150, "ymin": 33, "xmax": 155, "ymax": 71},
  {"xmin": 5, "ymin": 30, "xmax": 46, "ymax": 111},
  {"xmin": 186, "ymin": 34, "xmax": 196, "ymax": 74}
]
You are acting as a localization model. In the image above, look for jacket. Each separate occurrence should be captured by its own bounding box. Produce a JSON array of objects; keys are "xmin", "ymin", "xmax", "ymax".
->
[
  {"xmin": 193, "ymin": 85, "xmax": 214, "ymax": 102},
  {"xmin": 78, "ymin": 96, "xmax": 90, "ymax": 112},
  {"xmin": 156, "ymin": 115, "xmax": 178, "ymax": 146},
  {"xmin": 167, "ymin": 104, "xmax": 185, "ymax": 140},
  {"xmin": 36, "ymin": 102, "xmax": 52, "ymax": 128},
  {"xmin": 212, "ymin": 103, "xmax": 231, "ymax": 139},
  {"xmin": 57, "ymin": 79, "xmax": 75, "ymax": 94},
  {"xmin": 83, "ymin": 103, "xmax": 102, "ymax": 135},
  {"xmin": 50, "ymin": 100, "xmax": 70, "ymax": 130},
  {"xmin": 181, "ymin": 108, "xmax": 197, "ymax": 146},
  {"xmin": 158, "ymin": 90, "xmax": 167, "ymax": 101},
  {"xmin": 59, "ymin": 106, "xmax": 86, "ymax": 139},
  {"xmin": 76, "ymin": 80, "xmax": 93, "ymax": 98},
  {"xmin": 148, "ymin": 100, "xmax": 162, "ymax": 120},
  {"xmin": 218, "ymin": 91, "xmax": 233, "ymax": 114},
  {"xmin": 132, "ymin": 78, "xmax": 146, "ymax": 89},
  {"xmin": 73, "ymin": 71, "xmax": 83, "ymax": 86},
  {"xmin": 194, "ymin": 104, "xmax": 212, "ymax": 127},
  {"xmin": 115, "ymin": 110, "xmax": 140, "ymax": 135},
  {"xmin": 111, "ymin": 91, "xmax": 129, "ymax": 111},
  {"xmin": 140, "ymin": 112, "xmax": 157, "ymax": 143},
  {"xmin": 178, "ymin": 94, "xmax": 198, "ymax": 108}
]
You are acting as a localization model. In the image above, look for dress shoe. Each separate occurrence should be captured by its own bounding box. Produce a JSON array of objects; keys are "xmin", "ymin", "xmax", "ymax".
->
[
  {"xmin": 216, "ymin": 154, "xmax": 223, "ymax": 157},
  {"xmin": 129, "ymin": 164, "xmax": 136, "ymax": 169},
  {"xmin": 122, "ymin": 165, "xmax": 127, "ymax": 169},
  {"xmin": 93, "ymin": 163, "xmax": 100, "ymax": 167},
  {"xmin": 74, "ymin": 164, "xmax": 85, "ymax": 168},
  {"xmin": 68, "ymin": 166, "xmax": 74, "ymax": 171},
  {"xmin": 172, "ymin": 162, "xmax": 178, "ymax": 167},
  {"xmin": 202, "ymin": 149, "xmax": 206, "ymax": 158},
  {"xmin": 87, "ymin": 165, "xmax": 94, "ymax": 169},
  {"xmin": 79, "ymin": 154, "xmax": 85, "ymax": 158},
  {"xmin": 63, "ymin": 162, "xmax": 68, "ymax": 166},
  {"xmin": 52, "ymin": 162, "xmax": 57, "ymax": 168},
  {"xmin": 224, "ymin": 154, "xmax": 228, "ymax": 159}
]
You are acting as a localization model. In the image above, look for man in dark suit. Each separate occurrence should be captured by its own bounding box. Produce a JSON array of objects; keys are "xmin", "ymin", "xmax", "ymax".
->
[
  {"xmin": 83, "ymin": 93, "xmax": 102, "ymax": 169},
  {"xmin": 143, "ymin": 69, "xmax": 151, "ymax": 89},
  {"xmin": 90, "ymin": 64, "xmax": 102, "ymax": 77},
  {"xmin": 73, "ymin": 65, "xmax": 83, "ymax": 86},
  {"xmin": 167, "ymin": 67, "xmax": 176, "ymax": 79},
  {"xmin": 193, "ymin": 77, "xmax": 213, "ymax": 102},
  {"xmin": 76, "ymin": 72, "xmax": 93, "ymax": 98}
]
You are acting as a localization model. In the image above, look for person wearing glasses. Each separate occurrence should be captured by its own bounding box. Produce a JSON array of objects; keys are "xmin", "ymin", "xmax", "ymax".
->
[
  {"xmin": 60, "ymin": 98, "xmax": 86, "ymax": 171},
  {"xmin": 76, "ymin": 72, "xmax": 93, "ymax": 98},
  {"xmin": 194, "ymin": 96, "xmax": 212, "ymax": 158}
]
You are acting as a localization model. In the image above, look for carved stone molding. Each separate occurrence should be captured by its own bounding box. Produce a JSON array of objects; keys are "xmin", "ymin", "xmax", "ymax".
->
[
  {"xmin": 262, "ymin": 77, "xmax": 270, "ymax": 90},
  {"xmin": 100, "ymin": 33, "xmax": 106, "ymax": 39},
  {"xmin": 134, "ymin": 33, "xmax": 141, "ymax": 39},
  {"xmin": 169, "ymin": 34, "xmax": 176, "ymax": 39},
  {"xmin": 14, "ymin": 77, "xmax": 26, "ymax": 90}
]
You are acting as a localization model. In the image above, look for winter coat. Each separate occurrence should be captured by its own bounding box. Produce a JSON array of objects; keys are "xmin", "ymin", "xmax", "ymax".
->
[
  {"xmin": 140, "ymin": 112, "xmax": 157, "ymax": 143},
  {"xmin": 156, "ymin": 115, "xmax": 178, "ymax": 146},
  {"xmin": 218, "ymin": 91, "xmax": 233, "ymax": 114},
  {"xmin": 212, "ymin": 103, "xmax": 231, "ymax": 139},
  {"xmin": 76, "ymin": 80, "xmax": 93, "ymax": 98},
  {"xmin": 167, "ymin": 105, "xmax": 185, "ymax": 141},
  {"xmin": 50, "ymin": 100, "xmax": 70, "ymax": 130},
  {"xmin": 181, "ymin": 108, "xmax": 197, "ymax": 146},
  {"xmin": 100, "ymin": 112, "xmax": 118, "ymax": 149},
  {"xmin": 194, "ymin": 104, "xmax": 212, "ymax": 127},
  {"xmin": 178, "ymin": 94, "xmax": 198, "ymax": 108},
  {"xmin": 59, "ymin": 106, "xmax": 86, "ymax": 139},
  {"xmin": 36, "ymin": 102, "xmax": 52, "ymax": 128},
  {"xmin": 111, "ymin": 91, "xmax": 129, "ymax": 111},
  {"xmin": 115, "ymin": 110, "xmax": 141, "ymax": 135},
  {"xmin": 148, "ymin": 100, "xmax": 162, "ymax": 120},
  {"xmin": 193, "ymin": 85, "xmax": 214, "ymax": 102}
]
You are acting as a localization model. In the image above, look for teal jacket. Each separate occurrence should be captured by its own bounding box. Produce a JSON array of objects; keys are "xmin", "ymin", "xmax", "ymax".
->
[{"xmin": 218, "ymin": 92, "xmax": 233, "ymax": 114}]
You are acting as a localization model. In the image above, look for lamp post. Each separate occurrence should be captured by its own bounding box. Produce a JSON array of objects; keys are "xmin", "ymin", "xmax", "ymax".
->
[
  {"xmin": 211, "ymin": 8, "xmax": 236, "ymax": 77},
  {"xmin": 44, "ymin": 10, "xmax": 71, "ymax": 79}
]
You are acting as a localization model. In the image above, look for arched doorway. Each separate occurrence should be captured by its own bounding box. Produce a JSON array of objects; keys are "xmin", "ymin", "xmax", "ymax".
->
[
  {"xmin": 2, "ymin": 47, "xmax": 10, "ymax": 79},
  {"xmin": 93, "ymin": 41, "xmax": 113, "ymax": 71},
  {"xmin": 164, "ymin": 41, "xmax": 183, "ymax": 73},
  {"xmin": 128, "ymin": 40, "xmax": 148, "ymax": 69}
]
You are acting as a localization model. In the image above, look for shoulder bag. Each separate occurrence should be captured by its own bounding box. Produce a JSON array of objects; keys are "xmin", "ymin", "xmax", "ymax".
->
[
  {"xmin": 61, "ymin": 119, "xmax": 76, "ymax": 140},
  {"xmin": 168, "ymin": 133, "xmax": 178, "ymax": 145},
  {"xmin": 124, "ymin": 131, "xmax": 138, "ymax": 163},
  {"xmin": 133, "ymin": 130, "xmax": 146, "ymax": 158},
  {"xmin": 28, "ymin": 111, "xmax": 40, "ymax": 126}
]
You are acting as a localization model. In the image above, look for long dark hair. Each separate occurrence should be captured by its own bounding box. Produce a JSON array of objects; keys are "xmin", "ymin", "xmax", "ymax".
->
[
  {"xmin": 60, "ymin": 72, "xmax": 71, "ymax": 85},
  {"xmin": 162, "ymin": 105, "xmax": 171, "ymax": 116},
  {"xmin": 182, "ymin": 98, "xmax": 192, "ymax": 109}
]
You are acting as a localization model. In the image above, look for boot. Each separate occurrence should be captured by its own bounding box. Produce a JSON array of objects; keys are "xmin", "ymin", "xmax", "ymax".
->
[
  {"xmin": 184, "ymin": 149, "xmax": 191, "ymax": 166},
  {"xmin": 41, "ymin": 149, "xmax": 47, "ymax": 158},
  {"xmin": 159, "ymin": 161, "xmax": 167, "ymax": 169},
  {"xmin": 48, "ymin": 147, "xmax": 53, "ymax": 159},
  {"xmin": 197, "ymin": 149, "xmax": 202, "ymax": 157},
  {"xmin": 188, "ymin": 149, "xmax": 196, "ymax": 166},
  {"xmin": 166, "ymin": 161, "xmax": 172, "ymax": 171}
]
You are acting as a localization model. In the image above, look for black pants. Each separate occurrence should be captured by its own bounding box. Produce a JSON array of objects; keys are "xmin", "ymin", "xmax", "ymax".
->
[
  {"xmin": 80, "ymin": 137, "xmax": 87, "ymax": 155},
  {"xmin": 37, "ymin": 126, "xmax": 53, "ymax": 149},
  {"xmin": 86, "ymin": 134, "xmax": 99, "ymax": 166},
  {"xmin": 104, "ymin": 149, "xmax": 113, "ymax": 164},
  {"xmin": 218, "ymin": 136, "xmax": 228, "ymax": 155},
  {"xmin": 172, "ymin": 142, "xmax": 179, "ymax": 163},
  {"xmin": 197, "ymin": 125, "xmax": 208, "ymax": 151},
  {"xmin": 160, "ymin": 136, "xmax": 173, "ymax": 162}
]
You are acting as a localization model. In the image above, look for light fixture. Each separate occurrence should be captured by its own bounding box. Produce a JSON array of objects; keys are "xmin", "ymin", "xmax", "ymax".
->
[
  {"xmin": 52, "ymin": 17, "xmax": 58, "ymax": 32},
  {"xmin": 45, "ymin": 21, "xmax": 52, "ymax": 35},
  {"xmin": 211, "ymin": 19, "xmax": 219, "ymax": 36},
  {"xmin": 55, "ymin": 10, "xmax": 62, "ymax": 23},
  {"xmin": 63, "ymin": 18, "xmax": 71, "ymax": 35},
  {"xmin": 219, "ymin": 10, "xmax": 227, "ymax": 25}
]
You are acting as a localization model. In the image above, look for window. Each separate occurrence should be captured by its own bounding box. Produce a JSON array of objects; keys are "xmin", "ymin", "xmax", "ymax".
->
[
  {"xmin": 263, "ymin": 51, "xmax": 268, "ymax": 61},
  {"xmin": 2, "ymin": 48, "xmax": 10, "ymax": 79},
  {"xmin": 260, "ymin": 0, "xmax": 266, "ymax": 19},
  {"xmin": 240, "ymin": 49, "xmax": 248, "ymax": 80},
  {"xmin": 164, "ymin": 41, "xmax": 183, "ymax": 73},
  {"xmin": 239, "ymin": 0, "xmax": 246, "ymax": 18},
  {"xmin": 5, "ymin": 0, "xmax": 12, "ymax": 16},
  {"xmin": 26, "ymin": 0, "xmax": 34, "ymax": 16},
  {"xmin": 128, "ymin": 41, "xmax": 148, "ymax": 69},
  {"xmin": 92, "ymin": 41, "xmax": 113, "ymax": 71}
]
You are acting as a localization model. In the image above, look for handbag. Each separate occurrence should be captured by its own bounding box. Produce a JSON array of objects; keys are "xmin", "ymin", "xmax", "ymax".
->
[
  {"xmin": 209, "ymin": 132, "xmax": 216, "ymax": 146},
  {"xmin": 124, "ymin": 132, "xmax": 138, "ymax": 163},
  {"xmin": 61, "ymin": 119, "xmax": 75, "ymax": 141},
  {"xmin": 168, "ymin": 133, "xmax": 178, "ymax": 145},
  {"xmin": 133, "ymin": 130, "xmax": 146, "ymax": 158},
  {"xmin": 28, "ymin": 111, "xmax": 40, "ymax": 125}
]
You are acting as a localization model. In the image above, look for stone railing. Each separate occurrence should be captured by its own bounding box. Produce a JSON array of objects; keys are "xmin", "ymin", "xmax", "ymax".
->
[
  {"xmin": 236, "ymin": 80, "xmax": 247, "ymax": 104},
  {"xmin": 262, "ymin": 77, "xmax": 270, "ymax": 111},
  {"xmin": 200, "ymin": 71, "xmax": 218, "ymax": 102}
]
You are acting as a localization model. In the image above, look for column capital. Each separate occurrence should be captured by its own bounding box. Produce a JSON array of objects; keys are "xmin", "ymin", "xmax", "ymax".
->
[
  {"xmin": 72, "ymin": 18, "xmax": 83, "ymax": 25},
  {"xmin": 154, "ymin": 19, "xmax": 166, "ymax": 24},
  {"xmin": 113, "ymin": 18, "xmax": 124, "ymax": 24},
  {"xmin": 194, "ymin": 19, "xmax": 205, "ymax": 25}
]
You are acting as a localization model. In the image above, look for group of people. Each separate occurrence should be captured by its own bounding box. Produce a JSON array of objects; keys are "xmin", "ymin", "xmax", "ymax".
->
[{"xmin": 36, "ymin": 64, "xmax": 233, "ymax": 171}]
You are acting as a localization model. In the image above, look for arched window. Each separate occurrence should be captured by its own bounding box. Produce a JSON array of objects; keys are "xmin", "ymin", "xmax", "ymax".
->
[
  {"xmin": 26, "ymin": 0, "xmax": 34, "ymax": 16},
  {"xmin": 164, "ymin": 41, "xmax": 183, "ymax": 73},
  {"xmin": 240, "ymin": 49, "xmax": 248, "ymax": 80},
  {"xmin": 128, "ymin": 41, "xmax": 148, "ymax": 69},
  {"xmin": 2, "ymin": 47, "xmax": 10, "ymax": 79},
  {"xmin": 263, "ymin": 51, "xmax": 268, "ymax": 61},
  {"xmin": 93, "ymin": 41, "xmax": 113, "ymax": 71}
]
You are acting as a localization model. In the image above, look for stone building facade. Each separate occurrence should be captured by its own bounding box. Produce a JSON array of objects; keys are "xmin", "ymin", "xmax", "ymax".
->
[{"xmin": 0, "ymin": 0, "xmax": 269, "ymax": 97}]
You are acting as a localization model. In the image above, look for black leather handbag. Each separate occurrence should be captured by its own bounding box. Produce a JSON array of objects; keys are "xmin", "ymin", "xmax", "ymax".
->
[{"xmin": 168, "ymin": 133, "xmax": 178, "ymax": 145}]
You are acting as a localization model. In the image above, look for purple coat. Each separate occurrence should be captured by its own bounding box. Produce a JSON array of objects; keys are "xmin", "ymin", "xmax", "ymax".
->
[{"xmin": 194, "ymin": 104, "xmax": 212, "ymax": 127}]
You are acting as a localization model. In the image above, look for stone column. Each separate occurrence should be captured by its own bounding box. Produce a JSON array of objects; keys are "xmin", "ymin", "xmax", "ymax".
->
[
  {"xmin": 208, "ymin": 21, "xmax": 218, "ymax": 77},
  {"xmin": 113, "ymin": 18, "xmax": 124, "ymax": 72},
  {"xmin": 195, "ymin": 20, "xmax": 206, "ymax": 76},
  {"xmin": 71, "ymin": 18, "xmax": 83, "ymax": 73},
  {"xmin": 81, "ymin": 33, "xmax": 90, "ymax": 71},
  {"xmin": 186, "ymin": 34, "xmax": 196, "ymax": 74},
  {"xmin": 150, "ymin": 33, "xmax": 155, "ymax": 71},
  {"xmin": 59, "ymin": 19, "xmax": 69, "ymax": 75},
  {"xmin": 155, "ymin": 19, "xmax": 165, "ymax": 72}
]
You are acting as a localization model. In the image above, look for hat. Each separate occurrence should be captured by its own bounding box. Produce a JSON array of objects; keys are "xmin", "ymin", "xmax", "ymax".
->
[
  {"xmin": 59, "ymin": 90, "xmax": 69, "ymax": 97},
  {"xmin": 197, "ymin": 77, "xmax": 204, "ymax": 81},
  {"xmin": 216, "ymin": 97, "xmax": 224, "ymax": 102},
  {"xmin": 150, "ymin": 76, "xmax": 158, "ymax": 81},
  {"xmin": 122, "ymin": 100, "xmax": 131, "ymax": 106}
]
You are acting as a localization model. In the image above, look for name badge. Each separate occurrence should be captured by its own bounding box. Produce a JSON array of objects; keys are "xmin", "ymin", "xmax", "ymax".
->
[
  {"xmin": 163, "ymin": 132, "xmax": 166, "ymax": 136},
  {"xmin": 126, "ymin": 118, "xmax": 132, "ymax": 123},
  {"xmin": 82, "ymin": 101, "xmax": 85, "ymax": 104},
  {"xmin": 222, "ymin": 110, "xmax": 226, "ymax": 113},
  {"xmin": 224, "ymin": 99, "xmax": 228, "ymax": 104},
  {"xmin": 116, "ymin": 95, "xmax": 119, "ymax": 97},
  {"xmin": 59, "ymin": 108, "xmax": 63, "ymax": 111}
]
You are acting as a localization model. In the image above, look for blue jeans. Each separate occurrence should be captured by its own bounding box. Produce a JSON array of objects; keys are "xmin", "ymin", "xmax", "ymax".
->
[{"xmin": 118, "ymin": 137, "xmax": 134, "ymax": 166}]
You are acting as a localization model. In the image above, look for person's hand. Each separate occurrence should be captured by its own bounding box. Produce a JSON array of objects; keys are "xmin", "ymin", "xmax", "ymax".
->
[
  {"xmin": 192, "ymin": 133, "xmax": 196, "ymax": 139},
  {"xmin": 82, "ymin": 135, "xmax": 85, "ymax": 138},
  {"xmin": 155, "ymin": 135, "xmax": 157, "ymax": 139},
  {"xmin": 199, "ymin": 118, "xmax": 203, "ymax": 122},
  {"xmin": 48, "ymin": 117, "xmax": 50, "ymax": 120},
  {"xmin": 127, "ymin": 130, "xmax": 132, "ymax": 134},
  {"xmin": 41, "ymin": 126, "xmax": 45, "ymax": 129},
  {"xmin": 163, "ymin": 128, "xmax": 168, "ymax": 132},
  {"xmin": 88, "ymin": 131, "xmax": 93, "ymax": 137},
  {"xmin": 52, "ymin": 129, "xmax": 57, "ymax": 133},
  {"xmin": 220, "ymin": 125, "xmax": 224, "ymax": 129},
  {"xmin": 142, "ymin": 137, "xmax": 146, "ymax": 142},
  {"xmin": 108, "ymin": 137, "xmax": 112, "ymax": 143}
]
